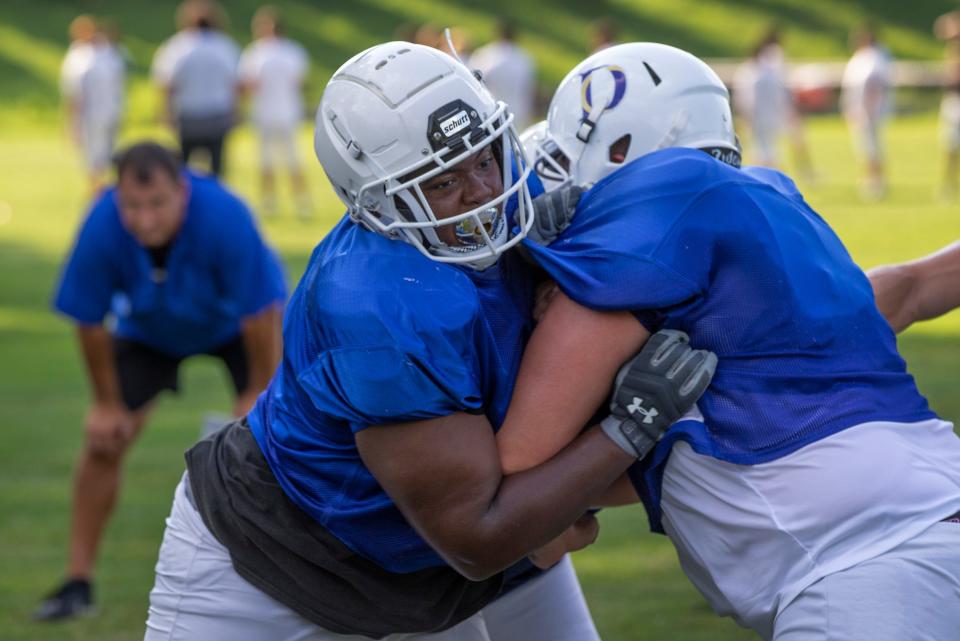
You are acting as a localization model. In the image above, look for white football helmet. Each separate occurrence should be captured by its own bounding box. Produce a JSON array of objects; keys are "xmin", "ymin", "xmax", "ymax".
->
[
  {"xmin": 520, "ymin": 120, "xmax": 566, "ymax": 193},
  {"xmin": 539, "ymin": 42, "xmax": 740, "ymax": 187},
  {"xmin": 314, "ymin": 42, "xmax": 534, "ymax": 270}
]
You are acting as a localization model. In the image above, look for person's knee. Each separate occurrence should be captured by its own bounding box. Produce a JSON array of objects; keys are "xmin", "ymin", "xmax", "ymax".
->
[
  {"xmin": 83, "ymin": 413, "xmax": 149, "ymax": 464},
  {"xmin": 82, "ymin": 438, "xmax": 128, "ymax": 465}
]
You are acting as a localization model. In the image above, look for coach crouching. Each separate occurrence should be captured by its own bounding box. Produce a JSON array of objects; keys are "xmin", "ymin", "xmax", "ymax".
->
[{"xmin": 34, "ymin": 141, "xmax": 287, "ymax": 621}]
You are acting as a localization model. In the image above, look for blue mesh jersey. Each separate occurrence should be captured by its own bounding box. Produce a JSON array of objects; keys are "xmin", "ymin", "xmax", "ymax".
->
[
  {"xmin": 247, "ymin": 216, "xmax": 536, "ymax": 573},
  {"xmin": 523, "ymin": 147, "xmax": 935, "ymax": 529},
  {"xmin": 53, "ymin": 172, "xmax": 287, "ymax": 357}
]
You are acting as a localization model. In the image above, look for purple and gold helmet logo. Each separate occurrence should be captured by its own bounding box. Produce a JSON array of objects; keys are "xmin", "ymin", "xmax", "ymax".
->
[{"xmin": 579, "ymin": 64, "xmax": 627, "ymax": 122}]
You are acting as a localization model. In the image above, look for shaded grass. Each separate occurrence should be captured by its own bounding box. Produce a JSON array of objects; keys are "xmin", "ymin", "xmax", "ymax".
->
[{"xmin": 0, "ymin": 0, "xmax": 956, "ymax": 125}]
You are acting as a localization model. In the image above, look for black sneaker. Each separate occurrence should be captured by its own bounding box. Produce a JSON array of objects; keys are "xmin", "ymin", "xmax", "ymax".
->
[{"xmin": 32, "ymin": 578, "xmax": 94, "ymax": 621}]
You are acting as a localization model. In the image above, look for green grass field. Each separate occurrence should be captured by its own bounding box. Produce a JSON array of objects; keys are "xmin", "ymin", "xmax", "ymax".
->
[
  {"xmin": 1, "ymin": 1, "xmax": 960, "ymax": 640},
  {"xmin": 1, "ymin": 114, "xmax": 958, "ymax": 641}
]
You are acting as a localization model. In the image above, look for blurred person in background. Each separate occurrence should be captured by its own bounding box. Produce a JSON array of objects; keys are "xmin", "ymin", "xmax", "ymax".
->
[
  {"xmin": 590, "ymin": 17, "xmax": 618, "ymax": 53},
  {"xmin": 414, "ymin": 23, "xmax": 443, "ymax": 48},
  {"xmin": 393, "ymin": 22, "xmax": 420, "ymax": 43},
  {"xmin": 443, "ymin": 26, "xmax": 475, "ymax": 63},
  {"xmin": 732, "ymin": 25, "xmax": 814, "ymax": 178},
  {"xmin": 841, "ymin": 23, "xmax": 893, "ymax": 200},
  {"xmin": 934, "ymin": 10, "xmax": 960, "ymax": 198},
  {"xmin": 152, "ymin": 0, "xmax": 240, "ymax": 178},
  {"xmin": 869, "ymin": 241, "xmax": 960, "ymax": 332},
  {"xmin": 471, "ymin": 20, "xmax": 536, "ymax": 130},
  {"xmin": 33, "ymin": 142, "xmax": 286, "ymax": 622},
  {"xmin": 60, "ymin": 15, "xmax": 125, "ymax": 194},
  {"xmin": 239, "ymin": 5, "xmax": 312, "ymax": 218},
  {"xmin": 733, "ymin": 27, "xmax": 791, "ymax": 168}
]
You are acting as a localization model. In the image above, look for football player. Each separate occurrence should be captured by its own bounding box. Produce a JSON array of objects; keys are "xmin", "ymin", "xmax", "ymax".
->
[
  {"xmin": 506, "ymin": 42, "xmax": 960, "ymax": 640},
  {"xmin": 143, "ymin": 41, "xmax": 714, "ymax": 641}
]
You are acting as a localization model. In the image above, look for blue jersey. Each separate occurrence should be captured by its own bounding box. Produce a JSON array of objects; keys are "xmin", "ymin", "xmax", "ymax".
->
[
  {"xmin": 247, "ymin": 216, "xmax": 535, "ymax": 573},
  {"xmin": 54, "ymin": 173, "xmax": 287, "ymax": 357},
  {"xmin": 523, "ymin": 148, "xmax": 934, "ymax": 528}
]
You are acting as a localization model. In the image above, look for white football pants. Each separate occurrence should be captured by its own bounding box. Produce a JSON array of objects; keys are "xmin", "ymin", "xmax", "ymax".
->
[
  {"xmin": 774, "ymin": 520, "xmax": 960, "ymax": 641},
  {"xmin": 144, "ymin": 476, "xmax": 601, "ymax": 641}
]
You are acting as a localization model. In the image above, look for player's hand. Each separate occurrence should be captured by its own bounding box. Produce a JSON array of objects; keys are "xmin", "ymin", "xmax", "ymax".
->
[
  {"xmin": 528, "ymin": 512, "xmax": 600, "ymax": 569},
  {"xmin": 527, "ymin": 184, "xmax": 584, "ymax": 245},
  {"xmin": 85, "ymin": 402, "xmax": 135, "ymax": 457},
  {"xmin": 600, "ymin": 330, "xmax": 717, "ymax": 459}
]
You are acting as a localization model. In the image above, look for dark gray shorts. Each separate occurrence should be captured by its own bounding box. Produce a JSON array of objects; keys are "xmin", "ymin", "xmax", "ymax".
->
[{"xmin": 113, "ymin": 335, "xmax": 247, "ymax": 410}]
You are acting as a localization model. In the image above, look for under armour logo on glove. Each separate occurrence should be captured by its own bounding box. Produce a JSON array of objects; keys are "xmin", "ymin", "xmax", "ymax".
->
[
  {"xmin": 627, "ymin": 397, "xmax": 659, "ymax": 425},
  {"xmin": 599, "ymin": 330, "xmax": 717, "ymax": 459}
]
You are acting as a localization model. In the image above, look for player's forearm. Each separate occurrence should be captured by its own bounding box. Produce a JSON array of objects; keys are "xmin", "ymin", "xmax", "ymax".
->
[
  {"xmin": 911, "ymin": 241, "xmax": 960, "ymax": 325},
  {"xmin": 870, "ymin": 241, "xmax": 960, "ymax": 332},
  {"xmin": 434, "ymin": 427, "xmax": 633, "ymax": 580},
  {"xmin": 869, "ymin": 263, "xmax": 918, "ymax": 332},
  {"xmin": 496, "ymin": 293, "xmax": 648, "ymax": 475},
  {"xmin": 593, "ymin": 472, "xmax": 641, "ymax": 507},
  {"xmin": 76, "ymin": 325, "xmax": 123, "ymax": 406}
]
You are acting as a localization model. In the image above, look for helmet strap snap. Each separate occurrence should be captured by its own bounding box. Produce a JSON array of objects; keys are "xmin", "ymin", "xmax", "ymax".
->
[{"xmin": 576, "ymin": 118, "xmax": 597, "ymax": 143}]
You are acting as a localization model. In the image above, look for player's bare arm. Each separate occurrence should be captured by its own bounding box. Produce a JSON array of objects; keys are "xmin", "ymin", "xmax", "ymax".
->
[
  {"xmin": 868, "ymin": 240, "xmax": 960, "ymax": 332},
  {"xmin": 356, "ymin": 411, "xmax": 635, "ymax": 581},
  {"xmin": 497, "ymin": 290, "xmax": 650, "ymax": 475}
]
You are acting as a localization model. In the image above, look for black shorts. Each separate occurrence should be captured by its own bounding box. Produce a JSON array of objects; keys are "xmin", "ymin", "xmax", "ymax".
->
[{"xmin": 114, "ymin": 336, "xmax": 248, "ymax": 411}]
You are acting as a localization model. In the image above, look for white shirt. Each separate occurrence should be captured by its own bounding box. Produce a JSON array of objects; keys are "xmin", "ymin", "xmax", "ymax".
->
[
  {"xmin": 732, "ymin": 46, "xmax": 790, "ymax": 134},
  {"xmin": 660, "ymin": 417, "xmax": 960, "ymax": 640},
  {"xmin": 152, "ymin": 29, "xmax": 240, "ymax": 118},
  {"xmin": 61, "ymin": 42, "xmax": 125, "ymax": 125},
  {"xmin": 470, "ymin": 40, "xmax": 536, "ymax": 130},
  {"xmin": 841, "ymin": 45, "xmax": 892, "ymax": 122},
  {"xmin": 239, "ymin": 37, "xmax": 309, "ymax": 129}
]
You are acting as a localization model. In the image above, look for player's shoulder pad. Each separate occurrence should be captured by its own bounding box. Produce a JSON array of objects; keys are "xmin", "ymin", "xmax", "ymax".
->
[
  {"xmin": 740, "ymin": 165, "xmax": 803, "ymax": 201},
  {"xmin": 521, "ymin": 149, "xmax": 719, "ymax": 311},
  {"xmin": 309, "ymin": 222, "xmax": 482, "ymax": 344},
  {"xmin": 577, "ymin": 148, "xmax": 726, "ymax": 219}
]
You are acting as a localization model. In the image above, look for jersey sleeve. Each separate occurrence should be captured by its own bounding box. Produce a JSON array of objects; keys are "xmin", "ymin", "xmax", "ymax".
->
[
  {"xmin": 522, "ymin": 197, "xmax": 702, "ymax": 317},
  {"xmin": 52, "ymin": 200, "xmax": 119, "ymax": 325},
  {"xmin": 296, "ymin": 252, "xmax": 484, "ymax": 430},
  {"xmin": 521, "ymin": 151, "xmax": 735, "ymax": 324}
]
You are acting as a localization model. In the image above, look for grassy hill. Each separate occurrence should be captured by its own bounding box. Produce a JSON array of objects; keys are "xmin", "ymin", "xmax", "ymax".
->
[{"xmin": 0, "ymin": 0, "xmax": 957, "ymax": 123}]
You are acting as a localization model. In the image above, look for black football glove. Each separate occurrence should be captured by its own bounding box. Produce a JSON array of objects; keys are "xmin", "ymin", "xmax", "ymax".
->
[{"xmin": 600, "ymin": 330, "xmax": 717, "ymax": 459}]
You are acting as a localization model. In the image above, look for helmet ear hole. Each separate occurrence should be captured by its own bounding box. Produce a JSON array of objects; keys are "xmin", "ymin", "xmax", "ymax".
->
[
  {"xmin": 609, "ymin": 134, "xmax": 632, "ymax": 164},
  {"xmin": 393, "ymin": 194, "xmax": 416, "ymax": 222}
]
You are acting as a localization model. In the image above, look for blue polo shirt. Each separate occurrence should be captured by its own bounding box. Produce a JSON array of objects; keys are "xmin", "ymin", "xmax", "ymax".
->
[{"xmin": 53, "ymin": 172, "xmax": 287, "ymax": 357}]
